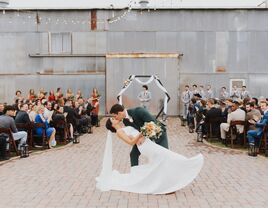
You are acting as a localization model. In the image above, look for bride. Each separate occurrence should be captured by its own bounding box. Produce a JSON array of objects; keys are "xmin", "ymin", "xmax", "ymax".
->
[{"xmin": 96, "ymin": 118, "xmax": 204, "ymax": 195}]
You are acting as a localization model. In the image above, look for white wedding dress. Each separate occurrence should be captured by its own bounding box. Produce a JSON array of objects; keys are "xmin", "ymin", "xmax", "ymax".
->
[{"xmin": 96, "ymin": 126, "xmax": 204, "ymax": 194}]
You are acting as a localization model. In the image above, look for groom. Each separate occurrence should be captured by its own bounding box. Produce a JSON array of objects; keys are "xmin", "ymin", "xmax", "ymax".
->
[{"xmin": 110, "ymin": 104, "xmax": 169, "ymax": 166}]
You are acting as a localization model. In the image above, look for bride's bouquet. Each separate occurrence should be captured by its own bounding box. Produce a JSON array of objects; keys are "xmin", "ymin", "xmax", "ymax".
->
[{"xmin": 141, "ymin": 121, "xmax": 163, "ymax": 141}]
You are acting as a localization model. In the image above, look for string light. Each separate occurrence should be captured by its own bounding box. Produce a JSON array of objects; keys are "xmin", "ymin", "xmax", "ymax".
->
[{"xmin": 0, "ymin": 0, "xmax": 153, "ymax": 26}]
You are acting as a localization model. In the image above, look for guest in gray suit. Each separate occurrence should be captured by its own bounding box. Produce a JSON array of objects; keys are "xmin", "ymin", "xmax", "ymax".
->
[
  {"xmin": 241, "ymin": 86, "xmax": 250, "ymax": 100},
  {"xmin": 138, "ymin": 85, "xmax": 152, "ymax": 109}
]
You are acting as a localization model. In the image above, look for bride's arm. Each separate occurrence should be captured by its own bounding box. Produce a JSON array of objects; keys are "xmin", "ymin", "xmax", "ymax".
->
[{"xmin": 116, "ymin": 130, "xmax": 142, "ymax": 145}]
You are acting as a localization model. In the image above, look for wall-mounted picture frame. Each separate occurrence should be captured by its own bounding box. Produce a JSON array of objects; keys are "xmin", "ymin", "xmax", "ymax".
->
[{"xmin": 229, "ymin": 79, "xmax": 246, "ymax": 92}]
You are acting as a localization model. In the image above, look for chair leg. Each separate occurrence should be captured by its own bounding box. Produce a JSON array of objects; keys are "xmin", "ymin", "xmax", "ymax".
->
[
  {"xmin": 11, "ymin": 139, "xmax": 19, "ymax": 156},
  {"xmin": 265, "ymin": 136, "xmax": 268, "ymax": 157}
]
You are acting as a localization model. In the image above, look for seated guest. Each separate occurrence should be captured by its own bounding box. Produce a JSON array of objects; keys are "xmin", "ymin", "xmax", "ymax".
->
[
  {"xmin": 220, "ymin": 101, "xmax": 246, "ymax": 145},
  {"xmin": 0, "ymin": 103, "xmax": 5, "ymax": 116},
  {"xmin": 43, "ymin": 101, "xmax": 53, "ymax": 123},
  {"xmin": 247, "ymin": 101, "xmax": 268, "ymax": 154},
  {"xmin": 64, "ymin": 100, "xmax": 80, "ymax": 133},
  {"xmin": 35, "ymin": 106, "xmax": 56, "ymax": 148},
  {"xmin": 52, "ymin": 106, "xmax": 65, "ymax": 123},
  {"xmin": 28, "ymin": 104, "xmax": 37, "ymax": 122},
  {"xmin": 15, "ymin": 103, "xmax": 31, "ymax": 125},
  {"xmin": 225, "ymin": 98, "xmax": 233, "ymax": 114},
  {"xmin": 0, "ymin": 133, "xmax": 8, "ymax": 160},
  {"xmin": 245, "ymin": 102, "xmax": 262, "ymax": 130},
  {"xmin": 52, "ymin": 106, "xmax": 74, "ymax": 140},
  {"xmin": 74, "ymin": 99, "xmax": 91, "ymax": 132},
  {"xmin": 0, "ymin": 105, "xmax": 27, "ymax": 151},
  {"xmin": 204, "ymin": 98, "xmax": 222, "ymax": 137}
]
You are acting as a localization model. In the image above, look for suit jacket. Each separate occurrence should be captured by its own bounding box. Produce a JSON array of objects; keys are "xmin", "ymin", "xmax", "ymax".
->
[
  {"xmin": 205, "ymin": 107, "xmax": 222, "ymax": 123},
  {"xmin": 15, "ymin": 111, "xmax": 31, "ymax": 124},
  {"xmin": 255, "ymin": 111, "xmax": 268, "ymax": 137},
  {"xmin": 227, "ymin": 108, "xmax": 246, "ymax": 133},
  {"xmin": 126, "ymin": 107, "xmax": 166, "ymax": 143}
]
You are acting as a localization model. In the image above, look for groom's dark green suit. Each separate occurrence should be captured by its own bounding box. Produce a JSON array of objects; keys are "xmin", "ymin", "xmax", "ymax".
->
[{"xmin": 126, "ymin": 107, "xmax": 169, "ymax": 166}]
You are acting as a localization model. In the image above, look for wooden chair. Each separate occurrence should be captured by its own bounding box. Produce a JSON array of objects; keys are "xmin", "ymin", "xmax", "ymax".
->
[
  {"xmin": 54, "ymin": 120, "xmax": 69, "ymax": 144},
  {"xmin": 0, "ymin": 128, "xmax": 19, "ymax": 156},
  {"xmin": 33, "ymin": 123, "xmax": 48, "ymax": 149},
  {"xmin": 16, "ymin": 122, "xmax": 34, "ymax": 148},
  {"xmin": 207, "ymin": 117, "xmax": 221, "ymax": 141},
  {"xmin": 228, "ymin": 120, "xmax": 246, "ymax": 148},
  {"xmin": 259, "ymin": 125, "xmax": 268, "ymax": 157}
]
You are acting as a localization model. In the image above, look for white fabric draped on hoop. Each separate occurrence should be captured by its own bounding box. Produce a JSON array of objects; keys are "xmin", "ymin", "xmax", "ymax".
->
[{"xmin": 117, "ymin": 75, "xmax": 169, "ymax": 115}]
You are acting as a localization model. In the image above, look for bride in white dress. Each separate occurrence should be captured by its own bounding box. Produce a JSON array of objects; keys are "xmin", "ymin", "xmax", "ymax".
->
[{"xmin": 96, "ymin": 118, "xmax": 204, "ymax": 195}]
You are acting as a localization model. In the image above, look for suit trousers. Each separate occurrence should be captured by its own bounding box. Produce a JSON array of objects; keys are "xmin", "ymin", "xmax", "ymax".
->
[
  {"xmin": 247, "ymin": 130, "xmax": 260, "ymax": 146},
  {"xmin": 220, "ymin": 123, "xmax": 230, "ymax": 139}
]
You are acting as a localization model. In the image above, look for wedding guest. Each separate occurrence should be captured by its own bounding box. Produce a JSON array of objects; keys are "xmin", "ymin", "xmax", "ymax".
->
[
  {"xmin": 230, "ymin": 85, "xmax": 240, "ymax": 101},
  {"xmin": 35, "ymin": 106, "xmax": 56, "ymax": 148},
  {"xmin": 181, "ymin": 85, "xmax": 192, "ymax": 120},
  {"xmin": 15, "ymin": 103, "xmax": 31, "ymax": 125},
  {"xmin": 89, "ymin": 88, "xmax": 101, "ymax": 126},
  {"xmin": 28, "ymin": 104, "xmax": 37, "ymax": 122},
  {"xmin": 220, "ymin": 100, "xmax": 228, "ymax": 123},
  {"xmin": 240, "ymin": 86, "xmax": 250, "ymax": 100},
  {"xmin": 220, "ymin": 101, "xmax": 246, "ymax": 145},
  {"xmin": 43, "ymin": 101, "xmax": 53, "ymax": 123},
  {"xmin": 66, "ymin": 88, "xmax": 74, "ymax": 101},
  {"xmin": 220, "ymin": 86, "xmax": 229, "ymax": 100},
  {"xmin": 0, "ymin": 105, "xmax": 27, "ymax": 151},
  {"xmin": 38, "ymin": 88, "xmax": 47, "ymax": 101},
  {"xmin": 75, "ymin": 89, "xmax": 83, "ymax": 100},
  {"xmin": 28, "ymin": 89, "xmax": 36, "ymax": 101},
  {"xmin": 55, "ymin": 87, "xmax": 64, "ymax": 106},
  {"xmin": 48, "ymin": 90, "xmax": 56, "ymax": 102},
  {"xmin": 192, "ymin": 84, "xmax": 199, "ymax": 95},
  {"xmin": 245, "ymin": 102, "xmax": 262, "ymax": 130},
  {"xmin": 204, "ymin": 99, "xmax": 222, "ymax": 137},
  {"xmin": 138, "ymin": 85, "xmax": 152, "ymax": 110},
  {"xmin": 247, "ymin": 101, "xmax": 268, "ymax": 155},
  {"xmin": 0, "ymin": 103, "xmax": 5, "ymax": 116},
  {"xmin": 14, "ymin": 90, "xmax": 23, "ymax": 102},
  {"xmin": 199, "ymin": 85, "xmax": 206, "ymax": 99},
  {"xmin": 205, "ymin": 85, "xmax": 213, "ymax": 99}
]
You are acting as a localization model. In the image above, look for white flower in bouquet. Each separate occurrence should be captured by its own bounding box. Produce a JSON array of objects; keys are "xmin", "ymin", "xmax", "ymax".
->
[{"xmin": 141, "ymin": 121, "xmax": 163, "ymax": 141}]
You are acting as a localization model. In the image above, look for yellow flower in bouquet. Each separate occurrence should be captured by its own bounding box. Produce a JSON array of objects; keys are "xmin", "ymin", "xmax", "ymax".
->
[{"xmin": 141, "ymin": 121, "xmax": 163, "ymax": 141}]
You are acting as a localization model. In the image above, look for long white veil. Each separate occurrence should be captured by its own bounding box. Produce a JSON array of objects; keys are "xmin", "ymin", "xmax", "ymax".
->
[{"xmin": 95, "ymin": 130, "xmax": 113, "ymax": 191}]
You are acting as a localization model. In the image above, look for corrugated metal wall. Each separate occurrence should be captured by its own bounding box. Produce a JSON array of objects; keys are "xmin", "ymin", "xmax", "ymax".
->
[{"xmin": 0, "ymin": 9, "xmax": 268, "ymax": 115}]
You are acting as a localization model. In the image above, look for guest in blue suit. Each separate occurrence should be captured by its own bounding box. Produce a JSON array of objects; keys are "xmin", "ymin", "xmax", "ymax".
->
[{"xmin": 247, "ymin": 101, "xmax": 268, "ymax": 150}]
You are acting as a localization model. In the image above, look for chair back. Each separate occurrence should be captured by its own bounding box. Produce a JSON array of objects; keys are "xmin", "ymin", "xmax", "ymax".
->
[{"xmin": 0, "ymin": 127, "xmax": 12, "ymax": 135}]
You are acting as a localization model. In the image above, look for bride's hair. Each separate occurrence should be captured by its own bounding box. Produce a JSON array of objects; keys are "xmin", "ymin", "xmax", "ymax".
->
[{"xmin": 106, "ymin": 118, "xmax": 116, "ymax": 133}]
